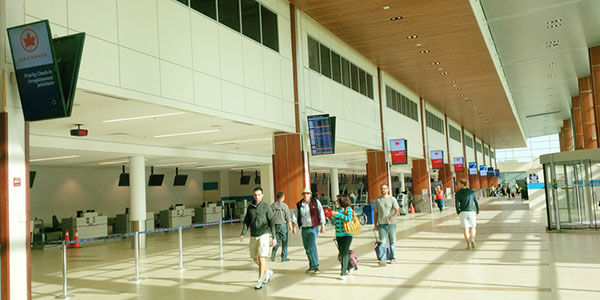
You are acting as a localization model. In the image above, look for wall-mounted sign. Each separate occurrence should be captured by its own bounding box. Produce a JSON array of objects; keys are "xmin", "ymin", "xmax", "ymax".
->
[
  {"xmin": 529, "ymin": 173, "xmax": 539, "ymax": 183},
  {"xmin": 487, "ymin": 167, "xmax": 495, "ymax": 177},
  {"xmin": 495, "ymin": 169, "xmax": 500, "ymax": 177},
  {"xmin": 307, "ymin": 114, "xmax": 336, "ymax": 155},
  {"xmin": 431, "ymin": 150, "xmax": 444, "ymax": 169},
  {"xmin": 468, "ymin": 162, "xmax": 477, "ymax": 175},
  {"xmin": 390, "ymin": 138, "xmax": 408, "ymax": 165},
  {"xmin": 479, "ymin": 165, "xmax": 487, "ymax": 176},
  {"xmin": 453, "ymin": 157, "xmax": 464, "ymax": 172}
]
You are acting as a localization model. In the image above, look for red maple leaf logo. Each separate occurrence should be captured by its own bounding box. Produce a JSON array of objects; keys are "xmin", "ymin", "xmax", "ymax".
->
[
  {"xmin": 394, "ymin": 141, "xmax": 400, "ymax": 145},
  {"xmin": 23, "ymin": 33, "xmax": 36, "ymax": 47}
]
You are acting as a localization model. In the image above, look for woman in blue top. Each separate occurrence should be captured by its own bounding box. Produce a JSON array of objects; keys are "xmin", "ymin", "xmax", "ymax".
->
[{"xmin": 331, "ymin": 194, "xmax": 354, "ymax": 280}]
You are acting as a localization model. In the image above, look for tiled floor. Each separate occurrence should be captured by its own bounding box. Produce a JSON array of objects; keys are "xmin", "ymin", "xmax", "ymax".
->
[{"xmin": 31, "ymin": 197, "xmax": 600, "ymax": 299}]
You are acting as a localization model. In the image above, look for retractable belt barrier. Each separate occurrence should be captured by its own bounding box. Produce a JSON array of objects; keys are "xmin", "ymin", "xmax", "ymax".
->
[{"xmin": 49, "ymin": 218, "xmax": 242, "ymax": 299}]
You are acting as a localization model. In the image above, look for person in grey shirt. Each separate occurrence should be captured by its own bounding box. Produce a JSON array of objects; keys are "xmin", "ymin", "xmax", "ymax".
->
[
  {"xmin": 374, "ymin": 184, "xmax": 400, "ymax": 266},
  {"xmin": 271, "ymin": 192, "xmax": 292, "ymax": 262}
]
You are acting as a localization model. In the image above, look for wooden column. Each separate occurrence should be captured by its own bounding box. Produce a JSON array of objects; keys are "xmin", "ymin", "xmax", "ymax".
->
[
  {"xmin": 579, "ymin": 76, "xmax": 598, "ymax": 149},
  {"xmin": 366, "ymin": 150, "xmax": 388, "ymax": 203},
  {"xmin": 559, "ymin": 127, "xmax": 566, "ymax": 152},
  {"xmin": 588, "ymin": 46, "xmax": 600, "ymax": 146},
  {"xmin": 460, "ymin": 126, "xmax": 469, "ymax": 186},
  {"xmin": 411, "ymin": 159, "xmax": 429, "ymax": 212},
  {"xmin": 563, "ymin": 119, "xmax": 574, "ymax": 151},
  {"xmin": 440, "ymin": 164, "xmax": 453, "ymax": 194},
  {"xmin": 572, "ymin": 96, "xmax": 585, "ymax": 150},
  {"xmin": 479, "ymin": 174, "xmax": 488, "ymax": 190},
  {"xmin": 273, "ymin": 132, "xmax": 306, "ymax": 207}
]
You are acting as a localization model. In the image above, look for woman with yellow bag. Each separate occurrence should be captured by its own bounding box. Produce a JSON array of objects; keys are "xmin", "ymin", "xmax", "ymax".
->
[{"xmin": 331, "ymin": 195, "xmax": 360, "ymax": 280}]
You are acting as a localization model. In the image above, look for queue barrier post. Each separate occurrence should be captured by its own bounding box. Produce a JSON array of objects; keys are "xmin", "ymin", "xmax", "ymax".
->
[
  {"xmin": 128, "ymin": 232, "xmax": 144, "ymax": 282},
  {"xmin": 173, "ymin": 226, "xmax": 186, "ymax": 271},
  {"xmin": 55, "ymin": 240, "xmax": 74, "ymax": 299},
  {"xmin": 219, "ymin": 219, "xmax": 224, "ymax": 260}
]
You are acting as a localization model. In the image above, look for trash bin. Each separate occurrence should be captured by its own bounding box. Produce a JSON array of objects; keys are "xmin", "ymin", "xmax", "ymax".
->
[
  {"xmin": 397, "ymin": 194, "xmax": 408, "ymax": 215},
  {"xmin": 362, "ymin": 204, "xmax": 375, "ymax": 224}
]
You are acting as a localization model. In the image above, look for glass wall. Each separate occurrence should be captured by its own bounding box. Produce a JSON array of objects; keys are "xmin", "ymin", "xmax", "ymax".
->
[{"xmin": 496, "ymin": 134, "xmax": 560, "ymax": 163}]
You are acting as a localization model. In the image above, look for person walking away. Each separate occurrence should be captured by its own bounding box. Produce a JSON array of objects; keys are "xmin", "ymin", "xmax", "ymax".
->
[
  {"xmin": 239, "ymin": 187, "xmax": 277, "ymax": 289},
  {"xmin": 455, "ymin": 179, "xmax": 480, "ymax": 250},
  {"xmin": 374, "ymin": 184, "xmax": 400, "ymax": 266},
  {"xmin": 331, "ymin": 195, "xmax": 354, "ymax": 280},
  {"xmin": 434, "ymin": 185, "xmax": 445, "ymax": 213},
  {"xmin": 271, "ymin": 192, "xmax": 292, "ymax": 262},
  {"xmin": 291, "ymin": 187, "xmax": 326, "ymax": 273},
  {"xmin": 349, "ymin": 191, "xmax": 357, "ymax": 205}
]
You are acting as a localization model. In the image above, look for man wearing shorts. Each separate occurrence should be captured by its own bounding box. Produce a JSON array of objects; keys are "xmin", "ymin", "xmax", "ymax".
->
[
  {"xmin": 240, "ymin": 187, "xmax": 277, "ymax": 289},
  {"xmin": 455, "ymin": 179, "xmax": 480, "ymax": 250}
]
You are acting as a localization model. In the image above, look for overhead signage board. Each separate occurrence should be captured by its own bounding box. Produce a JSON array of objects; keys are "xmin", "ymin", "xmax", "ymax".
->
[
  {"xmin": 479, "ymin": 165, "xmax": 487, "ymax": 176},
  {"xmin": 431, "ymin": 150, "xmax": 444, "ymax": 169},
  {"xmin": 487, "ymin": 167, "xmax": 495, "ymax": 177},
  {"xmin": 468, "ymin": 162, "xmax": 477, "ymax": 175},
  {"xmin": 453, "ymin": 157, "xmax": 464, "ymax": 172},
  {"xmin": 495, "ymin": 169, "xmax": 500, "ymax": 177},
  {"xmin": 307, "ymin": 114, "xmax": 336, "ymax": 155},
  {"xmin": 390, "ymin": 138, "xmax": 408, "ymax": 165}
]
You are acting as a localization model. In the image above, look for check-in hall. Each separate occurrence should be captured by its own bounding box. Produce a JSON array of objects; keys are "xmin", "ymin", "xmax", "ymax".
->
[{"xmin": 2, "ymin": 0, "xmax": 600, "ymax": 299}]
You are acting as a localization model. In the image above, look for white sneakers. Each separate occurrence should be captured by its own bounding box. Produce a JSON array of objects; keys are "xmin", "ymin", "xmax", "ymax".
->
[
  {"xmin": 255, "ymin": 270, "xmax": 273, "ymax": 289},
  {"xmin": 339, "ymin": 275, "xmax": 346, "ymax": 280}
]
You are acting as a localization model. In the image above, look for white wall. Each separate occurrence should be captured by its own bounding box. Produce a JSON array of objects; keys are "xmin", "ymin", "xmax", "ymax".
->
[
  {"xmin": 24, "ymin": 0, "xmax": 296, "ymax": 132},
  {"xmin": 465, "ymin": 130, "xmax": 475, "ymax": 164},
  {"xmin": 31, "ymin": 166, "xmax": 205, "ymax": 224},
  {"xmin": 424, "ymin": 104, "xmax": 447, "ymax": 164},
  {"xmin": 475, "ymin": 137, "xmax": 485, "ymax": 166},
  {"xmin": 298, "ymin": 12, "xmax": 381, "ymax": 150},
  {"xmin": 383, "ymin": 72, "xmax": 423, "ymax": 159},
  {"xmin": 447, "ymin": 118, "xmax": 464, "ymax": 167}
]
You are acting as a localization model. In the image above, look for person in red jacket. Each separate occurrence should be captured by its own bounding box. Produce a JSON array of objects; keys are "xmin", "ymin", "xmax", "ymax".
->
[{"xmin": 434, "ymin": 185, "xmax": 445, "ymax": 213}]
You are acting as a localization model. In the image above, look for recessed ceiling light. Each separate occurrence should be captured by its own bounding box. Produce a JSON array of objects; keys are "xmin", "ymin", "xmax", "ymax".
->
[
  {"xmin": 154, "ymin": 161, "xmax": 199, "ymax": 167},
  {"xmin": 431, "ymin": 62, "xmax": 440, "ymax": 65},
  {"xmin": 449, "ymin": 80, "xmax": 456, "ymax": 84},
  {"xmin": 441, "ymin": 72, "xmax": 448, "ymax": 75},
  {"xmin": 545, "ymin": 40, "xmax": 559, "ymax": 47},
  {"xmin": 99, "ymin": 160, "xmax": 129, "ymax": 165},
  {"xmin": 30, "ymin": 155, "xmax": 80, "ymax": 162},
  {"xmin": 420, "ymin": 49, "xmax": 430, "ymax": 53},
  {"xmin": 103, "ymin": 112, "xmax": 186, "ymax": 123},
  {"xmin": 416, "ymin": 43, "xmax": 422, "ymax": 47},
  {"xmin": 154, "ymin": 129, "xmax": 220, "ymax": 138},
  {"xmin": 437, "ymin": 67, "xmax": 443, "ymax": 71},
  {"xmin": 407, "ymin": 35, "xmax": 418, "ymax": 39},
  {"xmin": 390, "ymin": 16, "xmax": 403, "ymax": 21},
  {"xmin": 546, "ymin": 62, "xmax": 556, "ymax": 68},
  {"xmin": 455, "ymin": 87, "xmax": 462, "ymax": 90},
  {"xmin": 383, "ymin": 6, "xmax": 390, "ymax": 10},
  {"xmin": 461, "ymin": 94, "xmax": 467, "ymax": 97},
  {"xmin": 214, "ymin": 137, "xmax": 272, "ymax": 145},
  {"xmin": 546, "ymin": 74, "xmax": 554, "ymax": 79},
  {"xmin": 196, "ymin": 164, "xmax": 236, "ymax": 169},
  {"xmin": 546, "ymin": 19, "xmax": 562, "ymax": 29}
]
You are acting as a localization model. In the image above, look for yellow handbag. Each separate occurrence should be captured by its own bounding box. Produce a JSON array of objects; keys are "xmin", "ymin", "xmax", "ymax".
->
[{"xmin": 343, "ymin": 208, "xmax": 362, "ymax": 234}]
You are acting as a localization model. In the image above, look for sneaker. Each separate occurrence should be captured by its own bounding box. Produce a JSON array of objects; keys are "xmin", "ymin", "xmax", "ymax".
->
[
  {"xmin": 378, "ymin": 261, "xmax": 387, "ymax": 267},
  {"xmin": 312, "ymin": 268, "xmax": 321, "ymax": 273},
  {"xmin": 389, "ymin": 260, "xmax": 397, "ymax": 264},
  {"xmin": 466, "ymin": 245, "xmax": 472, "ymax": 250},
  {"xmin": 470, "ymin": 241, "xmax": 476, "ymax": 249},
  {"xmin": 339, "ymin": 275, "xmax": 346, "ymax": 280},
  {"xmin": 281, "ymin": 258, "xmax": 290, "ymax": 262},
  {"xmin": 254, "ymin": 279, "xmax": 264, "ymax": 289},
  {"xmin": 305, "ymin": 268, "xmax": 314, "ymax": 274},
  {"xmin": 270, "ymin": 251, "xmax": 276, "ymax": 262},
  {"xmin": 348, "ymin": 268, "xmax": 353, "ymax": 275},
  {"xmin": 264, "ymin": 269, "xmax": 273, "ymax": 284}
]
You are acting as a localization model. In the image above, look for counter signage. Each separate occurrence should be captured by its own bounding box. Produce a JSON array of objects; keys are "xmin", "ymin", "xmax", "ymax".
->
[
  {"xmin": 390, "ymin": 138, "xmax": 408, "ymax": 165},
  {"xmin": 431, "ymin": 150, "xmax": 444, "ymax": 169},
  {"xmin": 468, "ymin": 162, "xmax": 477, "ymax": 175},
  {"xmin": 479, "ymin": 165, "xmax": 487, "ymax": 176},
  {"xmin": 453, "ymin": 157, "xmax": 464, "ymax": 172}
]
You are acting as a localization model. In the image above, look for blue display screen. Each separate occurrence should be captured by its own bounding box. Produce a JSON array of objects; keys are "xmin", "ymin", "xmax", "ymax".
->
[{"xmin": 308, "ymin": 114, "xmax": 335, "ymax": 155}]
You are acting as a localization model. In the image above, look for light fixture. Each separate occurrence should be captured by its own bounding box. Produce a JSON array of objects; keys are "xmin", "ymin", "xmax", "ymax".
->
[
  {"xmin": 196, "ymin": 164, "xmax": 236, "ymax": 169},
  {"xmin": 441, "ymin": 72, "xmax": 448, "ymax": 75},
  {"xmin": 383, "ymin": 6, "xmax": 390, "ymax": 10},
  {"xmin": 30, "ymin": 155, "xmax": 80, "ymax": 162},
  {"xmin": 546, "ymin": 74, "xmax": 554, "ymax": 79},
  {"xmin": 154, "ymin": 161, "xmax": 199, "ymax": 167},
  {"xmin": 437, "ymin": 67, "xmax": 443, "ymax": 71},
  {"xmin": 407, "ymin": 35, "xmax": 418, "ymax": 39},
  {"xmin": 420, "ymin": 49, "xmax": 430, "ymax": 53},
  {"xmin": 461, "ymin": 94, "xmax": 467, "ymax": 97},
  {"xmin": 431, "ymin": 62, "xmax": 440, "ymax": 65},
  {"xmin": 546, "ymin": 62, "xmax": 556, "ymax": 68},
  {"xmin": 153, "ymin": 129, "xmax": 220, "ymax": 138},
  {"xmin": 99, "ymin": 160, "xmax": 129, "ymax": 165},
  {"xmin": 546, "ymin": 19, "xmax": 562, "ymax": 29},
  {"xmin": 449, "ymin": 80, "xmax": 455, "ymax": 84},
  {"xmin": 545, "ymin": 40, "xmax": 559, "ymax": 48},
  {"xmin": 390, "ymin": 16, "xmax": 403, "ymax": 21},
  {"xmin": 213, "ymin": 137, "xmax": 271, "ymax": 145},
  {"xmin": 230, "ymin": 166, "xmax": 261, "ymax": 171},
  {"xmin": 103, "ymin": 112, "xmax": 186, "ymax": 123},
  {"xmin": 455, "ymin": 87, "xmax": 462, "ymax": 91}
]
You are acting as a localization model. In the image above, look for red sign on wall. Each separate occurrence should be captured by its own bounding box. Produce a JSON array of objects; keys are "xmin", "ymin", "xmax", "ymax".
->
[
  {"xmin": 431, "ymin": 150, "xmax": 444, "ymax": 169},
  {"xmin": 13, "ymin": 177, "xmax": 21, "ymax": 187},
  {"xmin": 390, "ymin": 139, "xmax": 407, "ymax": 165},
  {"xmin": 453, "ymin": 157, "xmax": 464, "ymax": 172}
]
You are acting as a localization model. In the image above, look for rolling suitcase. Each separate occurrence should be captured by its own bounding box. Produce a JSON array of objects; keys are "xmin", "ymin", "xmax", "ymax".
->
[
  {"xmin": 333, "ymin": 239, "xmax": 359, "ymax": 270},
  {"xmin": 373, "ymin": 230, "xmax": 390, "ymax": 261}
]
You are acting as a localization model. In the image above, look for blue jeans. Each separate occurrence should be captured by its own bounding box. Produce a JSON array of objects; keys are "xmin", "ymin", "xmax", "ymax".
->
[
  {"xmin": 272, "ymin": 224, "xmax": 288, "ymax": 259},
  {"xmin": 301, "ymin": 226, "xmax": 319, "ymax": 269},
  {"xmin": 378, "ymin": 223, "xmax": 397, "ymax": 261}
]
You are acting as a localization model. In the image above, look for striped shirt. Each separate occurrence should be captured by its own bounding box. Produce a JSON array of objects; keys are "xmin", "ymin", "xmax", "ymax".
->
[{"xmin": 334, "ymin": 207, "xmax": 354, "ymax": 237}]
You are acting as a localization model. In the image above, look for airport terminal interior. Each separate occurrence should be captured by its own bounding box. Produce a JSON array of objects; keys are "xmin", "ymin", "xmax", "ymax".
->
[{"xmin": 1, "ymin": 0, "xmax": 600, "ymax": 299}]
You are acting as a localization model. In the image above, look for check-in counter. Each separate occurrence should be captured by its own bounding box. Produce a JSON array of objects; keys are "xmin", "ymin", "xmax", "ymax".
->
[
  {"xmin": 159, "ymin": 206, "xmax": 194, "ymax": 228},
  {"xmin": 62, "ymin": 212, "xmax": 108, "ymax": 240},
  {"xmin": 114, "ymin": 212, "xmax": 155, "ymax": 234},
  {"xmin": 196, "ymin": 204, "xmax": 222, "ymax": 223}
]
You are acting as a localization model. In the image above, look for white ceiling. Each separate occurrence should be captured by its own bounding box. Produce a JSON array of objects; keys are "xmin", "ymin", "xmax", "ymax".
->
[
  {"xmin": 480, "ymin": 0, "xmax": 600, "ymax": 138},
  {"xmin": 30, "ymin": 89, "xmax": 376, "ymax": 171}
]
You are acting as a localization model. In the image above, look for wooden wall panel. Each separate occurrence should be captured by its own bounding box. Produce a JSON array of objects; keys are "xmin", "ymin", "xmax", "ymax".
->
[
  {"xmin": 366, "ymin": 150, "xmax": 388, "ymax": 202},
  {"xmin": 579, "ymin": 77, "xmax": 598, "ymax": 149},
  {"xmin": 440, "ymin": 164, "xmax": 453, "ymax": 194},
  {"xmin": 273, "ymin": 132, "xmax": 305, "ymax": 208},
  {"xmin": 572, "ymin": 97, "xmax": 585, "ymax": 150},
  {"xmin": 563, "ymin": 119, "xmax": 573, "ymax": 151},
  {"xmin": 588, "ymin": 46, "xmax": 600, "ymax": 146}
]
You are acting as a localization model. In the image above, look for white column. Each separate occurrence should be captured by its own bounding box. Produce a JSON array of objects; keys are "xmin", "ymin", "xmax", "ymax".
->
[
  {"xmin": 260, "ymin": 164, "xmax": 274, "ymax": 204},
  {"xmin": 330, "ymin": 168, "xmax": 339, "ymax": 198},
  {"xmin": 219, "ymin": 169, "xmax": 230, "ymax": 200},
  {"xmin": 129, "ymin": 156, "xmax": 147, "ymax": 248},
  {"xmin": 400, "ymin": 173, "xmax": 406, "ymax": 192}
]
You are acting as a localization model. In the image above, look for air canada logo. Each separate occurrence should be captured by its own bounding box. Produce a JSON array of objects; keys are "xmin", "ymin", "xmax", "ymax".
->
[{"xmin": 20, "ymin": 29, "xmax": 38, "ymax": 53}]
